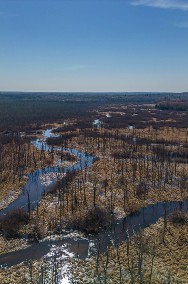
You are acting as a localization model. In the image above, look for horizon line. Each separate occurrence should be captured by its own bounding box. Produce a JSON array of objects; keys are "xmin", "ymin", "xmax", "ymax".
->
[{"xmin": 0, "ymin": 90, "xmax": 187, "ymax": 94}]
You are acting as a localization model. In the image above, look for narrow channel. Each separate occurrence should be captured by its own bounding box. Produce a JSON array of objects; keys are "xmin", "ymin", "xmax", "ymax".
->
[{"xmin": 0, "ymin": 128, "xmax": 188, "ymax": 268}]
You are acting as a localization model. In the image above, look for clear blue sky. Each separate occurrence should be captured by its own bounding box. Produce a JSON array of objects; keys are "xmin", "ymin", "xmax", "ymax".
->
[{"xmin": 0, "ymin": 0, "xmax": 188, "ymax": 92}]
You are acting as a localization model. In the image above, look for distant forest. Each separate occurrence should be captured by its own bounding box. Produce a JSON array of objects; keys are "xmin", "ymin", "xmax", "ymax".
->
[
  {"xmin": 0, "ymin": 92, "xmax": 188, "ymax": 132},
  {"xmin": 156, "ymin": 100, "xmax": 188, "ymax": 111}
]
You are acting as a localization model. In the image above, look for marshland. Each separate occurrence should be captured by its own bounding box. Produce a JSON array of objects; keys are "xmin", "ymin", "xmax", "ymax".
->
[{"xmin": 0, "ymin": 92, "xmax": 188, "ymax": 283}]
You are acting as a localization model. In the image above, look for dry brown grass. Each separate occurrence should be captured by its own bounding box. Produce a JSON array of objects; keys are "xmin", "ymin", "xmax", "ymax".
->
[
  {"xmin": 1, "ymin": 122, "xmax": 188, "ymax": 282},
  {"xmin": 0, "ymin": 144, "xmax": 54, "ymax": 211},
  {"xmin": 69, "ymin": 215, "xmax": 188, "ymax": 283},
  {"xmin": 20, "ymin": 125, "xmax": 188, "ymax": 240}
]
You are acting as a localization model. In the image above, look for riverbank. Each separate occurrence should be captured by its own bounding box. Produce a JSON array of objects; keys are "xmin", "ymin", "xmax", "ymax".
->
[
  {"xmin": 69, "ymin": 214, "xmax": 188, "ymax": 283},
  {"xmin": 0, "ymin": 143, "xmax": 54, "ymax": 211},
  {"xmin": 1, "ymin": 213, "xmax": 188, "ymax": 283},
  {"xmin": 0, "ymin": 126, "xmax": 95, "ymax": 255},
  {"xmin": 1, "ymin": 123, "xmax": 188, "ymax": 283}
]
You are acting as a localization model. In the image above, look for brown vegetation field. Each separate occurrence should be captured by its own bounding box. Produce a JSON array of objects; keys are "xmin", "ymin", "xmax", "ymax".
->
[{"xmin": 0, "ymin": 93, "xmax": 188, "ymax": 283}]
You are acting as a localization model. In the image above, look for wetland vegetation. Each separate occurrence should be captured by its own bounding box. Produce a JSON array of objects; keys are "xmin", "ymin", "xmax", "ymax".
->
[{"xmin": 0, "ymin": 92, "xmax": 188, "ymax": 283}]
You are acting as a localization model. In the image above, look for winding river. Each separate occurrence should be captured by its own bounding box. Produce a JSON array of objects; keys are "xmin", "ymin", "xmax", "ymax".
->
[
  {"xmin": 0, "ymin": 129, "xmax": 95, "ymax": 216},
  {"xmin": 0, "ymin": 128, "xmax": 188, "ymax": 269}
]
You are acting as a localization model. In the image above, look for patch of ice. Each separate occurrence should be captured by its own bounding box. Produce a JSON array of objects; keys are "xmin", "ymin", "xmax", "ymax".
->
[
  {"xmin": 44, "ymin": 245, "xmax": 75, "ymax": 284},
  {"xmin": 40, "ymin": 172, "xmax": 66, "ymax": 186}
]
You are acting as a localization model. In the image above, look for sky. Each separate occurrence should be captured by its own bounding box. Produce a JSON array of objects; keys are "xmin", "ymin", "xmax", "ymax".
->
[{"xmin": 0, "ymin": 0, "xmax": 188, "ymax": 92}]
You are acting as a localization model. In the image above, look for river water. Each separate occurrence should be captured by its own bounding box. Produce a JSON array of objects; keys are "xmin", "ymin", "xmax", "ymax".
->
[
  {"xmin": 0, "ymin": 128, "xmax": 188, "ymax": 271},
  {"xmin": 0, "ymin": 129, "xmax": 95, "ymax": 216}
]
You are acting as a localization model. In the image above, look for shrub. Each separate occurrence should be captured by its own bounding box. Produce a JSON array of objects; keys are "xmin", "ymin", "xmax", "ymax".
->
[
  {"xmin": 0, "ymin": 208, "xmax": 29, "ymax": 238},
  {"xmin": 168, "ymin": 211, "xmax": 188, "ymax": 225},
  {"xmin": 28, "ymin": 222, "xmax": 44, "ymax": 242},
  {"xmin": 135, "ymin": 182, "xmax": 148, "ymax": 199},
  {"xmin": 68, "ymin": 206, "xmax": 111, "ymax": 234}
]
